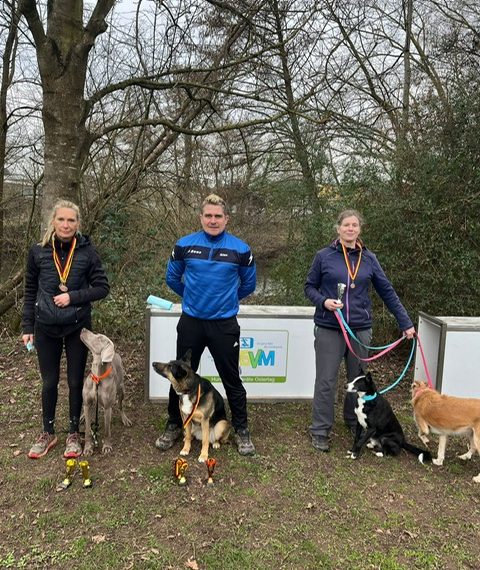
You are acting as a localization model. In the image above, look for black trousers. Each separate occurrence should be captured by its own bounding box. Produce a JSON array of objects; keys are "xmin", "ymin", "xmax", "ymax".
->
[
  {"xmin": 34, "ymin": 325, "xmax": 89, "ymax": 434},
  {"xmin": 167, "ymin": 313, "xmax": 248, "ymax": 431}
]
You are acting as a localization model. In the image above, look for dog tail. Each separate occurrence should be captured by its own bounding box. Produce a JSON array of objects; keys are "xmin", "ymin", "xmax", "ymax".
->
[{"xmin": 402, "ymin": 441, "xmax": 432, "ymax": 464}]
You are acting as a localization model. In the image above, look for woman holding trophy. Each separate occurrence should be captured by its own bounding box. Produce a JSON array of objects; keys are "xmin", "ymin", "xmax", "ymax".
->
[{"xmin": 304, "ymin": 209, "xmax": 415, "ymax": 452}]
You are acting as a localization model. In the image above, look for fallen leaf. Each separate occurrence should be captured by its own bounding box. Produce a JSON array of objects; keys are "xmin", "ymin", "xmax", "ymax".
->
[
  {"xmin": 92, "ymin": 534, "xmax": 106, "ymax": 544},
  {"xmin": 185, "ymin": 558, "xmax": 199, "ymax": 570},
  {"xmin": 13, "ymin": 450, "xmax": 22, "ymax": 457}
]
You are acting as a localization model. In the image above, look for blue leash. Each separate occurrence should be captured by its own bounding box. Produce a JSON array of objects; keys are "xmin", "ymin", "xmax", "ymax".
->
[
  {"xmin": 336, "ymin": 309, "xmax": 406, "ymax": 351},
  {"xmin": 362, "ymin": 337, "xmax": 416, "ymax": 401}
]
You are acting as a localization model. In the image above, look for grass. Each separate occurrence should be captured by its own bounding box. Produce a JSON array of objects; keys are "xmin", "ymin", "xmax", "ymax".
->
[{"xmin": 0, "ymin": 337, "xmax": 479, "ymax": 569}]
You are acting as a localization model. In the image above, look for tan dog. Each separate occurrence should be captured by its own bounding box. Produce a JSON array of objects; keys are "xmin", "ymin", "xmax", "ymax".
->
[
  {"xmin": 81, "ymin": 329, "xmax": 132, "ymax": 455},
  {"xmin": 152, "ymin": 350, "xmax": 231, "ymax": 462},
  {"xmin": 411, "ymin": 381, "xmax": 480, "ymax": 483}
]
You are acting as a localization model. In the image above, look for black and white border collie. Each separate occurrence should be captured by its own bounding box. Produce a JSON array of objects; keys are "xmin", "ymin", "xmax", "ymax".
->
[{"xmin": 346, "ymin": 372, "xmax": 431, "ymax": 464}]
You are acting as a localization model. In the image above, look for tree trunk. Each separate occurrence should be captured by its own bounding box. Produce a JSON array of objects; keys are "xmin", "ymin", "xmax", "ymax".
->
[{"xmin": 19, "ymin": 0, "xmax": 115, "ymax": 231}]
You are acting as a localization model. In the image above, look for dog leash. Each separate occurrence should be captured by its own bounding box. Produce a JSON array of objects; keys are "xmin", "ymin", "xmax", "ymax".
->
[
  {"xmin": 183, "ymin": 385, "xmax": 201, "ymax": 428},
  {"xmin": 361, "ymin": 338, "xmax": 416, "ymax": 401},
  {"xmin": 334, "ymin": 309, "xmax": 405, "ymax": 361},
  {"xmin": 334, "ymin": 309, "xmax": 415, "ymax": 401},
  {"xmin": 90, "ymin": 367, "xmax": 113, "ymax": 445},
  {"xmin": 413, "ymin": 333, "xmax": 434, "ymax": 389}
]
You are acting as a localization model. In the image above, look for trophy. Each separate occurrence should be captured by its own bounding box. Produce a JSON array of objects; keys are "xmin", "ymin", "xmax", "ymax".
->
[
  {"xmin": 57, "ymin": 458, "xmax": 77, "ymax": 491},
  {"xmin": 206, "ymin": 458, "xmax": 216, "ymax": 486},
  {"xmin": 337, "ymin": 282, "xmax": 346, "ymax": 304},
  {"xmin": 79, "ymin": 460, "xmax": 92, "ymax": 488},
  {"xmin": 174, "ymin": 458, "xmax": 188, "ymax": 486}
]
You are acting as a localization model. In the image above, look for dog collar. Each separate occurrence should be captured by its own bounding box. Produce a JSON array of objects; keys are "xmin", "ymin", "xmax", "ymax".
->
[
  {"xmin": 361, "ymin": 392, "xmax": 377, "ymax": 401},
  {"xmin": 183, "ymin": 385, "xmax": 201, "ymax": 428},
  {"xmin": 91, "ymin": 367, "xmax": 113, "ymax": 385}
]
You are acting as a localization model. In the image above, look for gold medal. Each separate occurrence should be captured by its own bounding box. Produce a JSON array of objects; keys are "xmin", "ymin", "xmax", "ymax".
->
[
  {"xmin": 341, "ymin": 242, "xmax": 362, "ymax": 289},
  {"xmin": 52, "ymin": 236, "xmax": 76, "ymax": 293}
]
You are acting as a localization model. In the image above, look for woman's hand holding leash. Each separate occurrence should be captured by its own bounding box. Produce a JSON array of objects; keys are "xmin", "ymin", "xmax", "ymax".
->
[{"xmin": 403, "ymin": 327, "xmax": 416, "ymax": 340}]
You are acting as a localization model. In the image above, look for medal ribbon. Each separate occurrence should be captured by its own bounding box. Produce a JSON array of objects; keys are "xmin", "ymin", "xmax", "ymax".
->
[
  {"xmin": 52, "ymin": 235, "xmax": 76, "ymax": 289},
  {"xmin": 341, "ymin": 241, "xmax": 362, "ymax": 284}
]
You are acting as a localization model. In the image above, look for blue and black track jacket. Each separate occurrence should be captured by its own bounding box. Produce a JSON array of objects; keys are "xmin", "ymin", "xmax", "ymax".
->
[
  {"xmin": 304, "ymin": 240, "xmax": 413, "ymax": 332},
  {"xmin": 166, "ymin": 230, "xmax": 256, "ymax": 320}
]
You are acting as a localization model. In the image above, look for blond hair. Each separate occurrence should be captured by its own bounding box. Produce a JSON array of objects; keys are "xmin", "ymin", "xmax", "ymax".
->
[
  {"xmin": 201, "ymin": 193, "xmax": 227, "ymax": 214},
  {"xmin": 41, "ymin": 200, "xmax": 81, "ymax": 246}
]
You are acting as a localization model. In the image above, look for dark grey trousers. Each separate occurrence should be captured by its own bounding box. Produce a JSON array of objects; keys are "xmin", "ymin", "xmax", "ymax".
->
[{"xmin": 310, "ymin": 326, "xmax": 372, "ymax": 437}]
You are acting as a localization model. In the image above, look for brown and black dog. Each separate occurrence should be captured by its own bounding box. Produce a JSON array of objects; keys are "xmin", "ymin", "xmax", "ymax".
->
[
  {"xmin": 411, "ymin": 380, "xmax": 480, "ymax": 483},
  {"xmin": 152, "ymin": 350, "xmax": 231, "ymax": 462}
]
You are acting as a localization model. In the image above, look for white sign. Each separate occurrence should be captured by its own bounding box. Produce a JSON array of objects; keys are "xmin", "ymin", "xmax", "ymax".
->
[
  {"xmin": 147, "ymin": 304, "xmax": 316, "ymax": 401},
  {"xmin": 201, "ymin": 330, "xmax": 289, "ymax": 383}
]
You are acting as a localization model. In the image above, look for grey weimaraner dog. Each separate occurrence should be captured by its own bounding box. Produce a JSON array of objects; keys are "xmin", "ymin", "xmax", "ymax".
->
[{"xmin": 80, "ymin": 328, "xmax": 132, "ymax": 455}]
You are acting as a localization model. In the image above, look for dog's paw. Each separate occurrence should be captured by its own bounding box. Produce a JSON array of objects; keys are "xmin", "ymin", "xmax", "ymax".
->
[
  {"xmin": 375, "ymin": 452, "xmax": 384, "ymax": 457},
  {"xmin": 180, "ymin": 448, "xmax": 190, "ymax": 456},
  {"xmin": 473, "ymin": 473, "xmax": 480, "ymax": 483},
  {"xmin": 349, "ymin": 452, "xmax": 358, "ymax": 460},
  {"xmin": 458, "ymin": 451, "xmax": 473, "ymax": 461},
  {"xmin": 198, "ymin": 455, "xmax": 207, "ymax": 463},
  {"xmin": 83, "ymin": 445, "xmax": 94, "ymax": 456},
  {"xmin": 102, "ymin": 444, "xmax": 113, "ymax": 454},
  {"xmin": 432, "ymin": 458, "xmax": 444, "ymax": 466},
  {"xmin": 212, "ymin": 442, "xmax": 221, "ymax": 449}
]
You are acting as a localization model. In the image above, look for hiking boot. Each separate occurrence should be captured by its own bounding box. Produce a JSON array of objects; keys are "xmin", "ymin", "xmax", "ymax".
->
[
  {"xmin": 311, "ymin": 435, "xmax": 330, "ymax": 452},
  {"xmin": 28, "ymin": 432, "xmax": 58, "ymax": 459},
  {"xmin": 155, "ymin": 423, "xmax": 182, "ymax": 451},
  {"xmin": 64, "ymin": 432, "xmax": 82, "ymax": 458},
  {"xmin": 235, "ymin": 428, "xmax": 256, "ymax": 456}
]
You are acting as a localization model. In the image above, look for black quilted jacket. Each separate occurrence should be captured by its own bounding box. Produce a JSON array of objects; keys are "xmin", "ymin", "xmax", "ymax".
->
[{"xmin": 22, "ymin": 234, "xmax": 109, "ymax": 336}]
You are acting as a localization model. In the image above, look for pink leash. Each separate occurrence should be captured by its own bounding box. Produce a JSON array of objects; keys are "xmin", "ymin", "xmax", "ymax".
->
[
  {"xmin": 414, "ymin": 333, "xmax": 434, "ymax": 388},
  {"xmin": 334, "ymin": 310, "xmax": 404, "ymax": 362}
]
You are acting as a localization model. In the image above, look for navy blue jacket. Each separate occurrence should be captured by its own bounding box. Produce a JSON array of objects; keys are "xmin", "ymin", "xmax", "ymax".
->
[
  {"xmin": 304, "ymin": 240, "xmax": 413, "ymax": 331},
  {"xmin": 166, "ymin": 230, "xmax": 256, "ymax": 320}
]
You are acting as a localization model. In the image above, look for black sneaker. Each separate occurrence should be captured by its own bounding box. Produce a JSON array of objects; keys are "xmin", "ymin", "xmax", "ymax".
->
[
  {"xmin": 234, "ymin": 428, "xmax": 256, "ymax": 456},
  {"xmin": 155, "ymin": 423, "xmax": 182, "ymax": 451},
  {"xmin": 311, "ymin": 435, "xmax": 330, "ymax": 452}
]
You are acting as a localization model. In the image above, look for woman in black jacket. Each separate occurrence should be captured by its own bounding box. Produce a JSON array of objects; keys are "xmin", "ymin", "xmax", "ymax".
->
[{"xmin": 22, "ymin": 200, "xmax": 109, "ymax": 459}]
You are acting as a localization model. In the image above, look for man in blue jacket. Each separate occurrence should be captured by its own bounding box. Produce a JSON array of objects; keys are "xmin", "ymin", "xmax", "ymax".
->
[{"xmin": 156, "ymin": 194, "xmax": 257, "ymax": 455}]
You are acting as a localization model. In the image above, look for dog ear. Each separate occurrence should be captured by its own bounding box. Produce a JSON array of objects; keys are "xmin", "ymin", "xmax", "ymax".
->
[
  {"xmin": 180, "ymin": 348, "xmax": 192, "ymax": 366},
  {"xmin": 101, "ymin": 339, "xmax": 115, "ymax": 363},
  {"xmin": 171, "ymin": 363, "xmax": 186, "ymax": 381}
]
